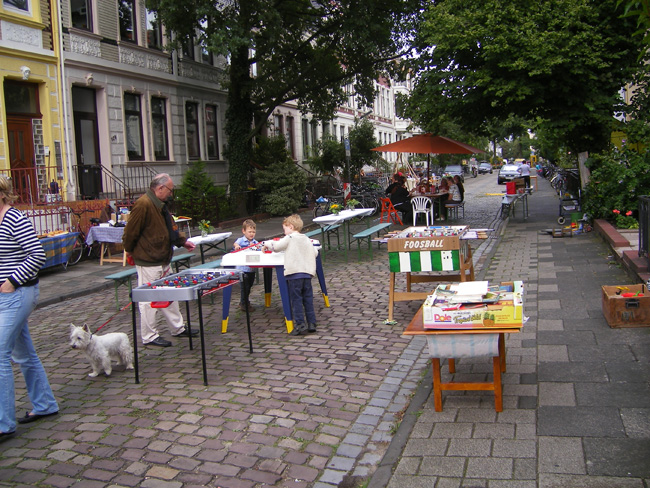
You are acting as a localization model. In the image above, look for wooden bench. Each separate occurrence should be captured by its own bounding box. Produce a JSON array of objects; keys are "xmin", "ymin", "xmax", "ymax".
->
[
  {"xmin": 444, "ymin": 201, "xmax": 465, "ymax": 220},
  {"xmin": 352, "ymin": 222, "xmax": 392, "ymax": 261},
  {"xmin": 104, "ymin": 253, "xmax": 194, "ymax": 309},
  {"xmin": 105, "ymin": 268, "xmax": 138, "ymax": 310},
  {"xmin": 192, "ymin": 258, "xmax": 222, "ymax": 269}
]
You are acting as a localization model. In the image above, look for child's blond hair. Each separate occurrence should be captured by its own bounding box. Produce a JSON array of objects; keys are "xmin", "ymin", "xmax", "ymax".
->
[
  {"xmin": 242, "ymin": 219, "xmax": 256, "ymax": 231},
  {"xmin": 282, "ymin": 214, "xmax": 303, "ymax": 232}
]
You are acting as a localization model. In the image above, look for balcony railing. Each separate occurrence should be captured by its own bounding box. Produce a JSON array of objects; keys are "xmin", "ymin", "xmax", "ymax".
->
[{"xmin": 0, "ymin": 166, "xmax": 64, "ymax": 205}]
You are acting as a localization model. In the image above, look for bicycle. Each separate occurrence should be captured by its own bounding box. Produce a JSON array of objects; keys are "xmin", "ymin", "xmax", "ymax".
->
[{"xmin": 67, "ymin": 209, "xmax": 105, "ymax": 266}]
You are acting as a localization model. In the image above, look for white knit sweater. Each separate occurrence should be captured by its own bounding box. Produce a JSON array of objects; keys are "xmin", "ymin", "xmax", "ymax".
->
[{"xmin": 263, "ymin": 232, "xmax": 318, "ymax": 277}]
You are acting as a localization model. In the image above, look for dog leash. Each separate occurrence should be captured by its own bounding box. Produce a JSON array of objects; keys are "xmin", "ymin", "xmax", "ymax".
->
[{"xmin": 95, "ymin": 302, "xmax": 132, "ymax": 333}]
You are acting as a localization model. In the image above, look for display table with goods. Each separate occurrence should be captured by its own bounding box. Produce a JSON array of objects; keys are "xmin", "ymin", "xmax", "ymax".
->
[
  {"xmin": 38, "ymin": 231, "xmax": 80, "ymax": 270},
  {"xmin": 403, "ymin": 280, "xmax": 524, "ymax": 411}
]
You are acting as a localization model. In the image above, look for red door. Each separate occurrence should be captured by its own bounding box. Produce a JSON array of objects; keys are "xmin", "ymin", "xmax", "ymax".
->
[{"xmin": 7, "ymin": 116, "xmax": 37, "ymax": 203}]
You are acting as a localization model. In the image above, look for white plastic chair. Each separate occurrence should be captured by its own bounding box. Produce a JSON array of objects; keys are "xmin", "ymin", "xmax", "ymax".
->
[{"xmin": 411, "ymin": 196, "xmax": 433, "ymax": 226}]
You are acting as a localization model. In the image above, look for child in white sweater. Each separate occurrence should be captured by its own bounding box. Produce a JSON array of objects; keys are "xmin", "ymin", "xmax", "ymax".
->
[{"xmin": 262, "ymin": 214, "xmax": 319, "ymax": 335}]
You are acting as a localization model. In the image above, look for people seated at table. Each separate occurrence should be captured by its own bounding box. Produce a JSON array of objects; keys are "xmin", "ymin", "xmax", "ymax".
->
[
  {"xmin": 385, "ymin": 174, "xmax": 412, "ymax": 223},
  {"xmin": 453, "ymin": 175, "xmax": 465, "ymax": 202}
]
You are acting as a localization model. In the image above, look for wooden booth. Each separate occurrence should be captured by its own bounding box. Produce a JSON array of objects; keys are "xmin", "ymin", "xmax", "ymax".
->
[{"xmin": 387, "ymin": 227, "xmax": 475, "ymax": 320}]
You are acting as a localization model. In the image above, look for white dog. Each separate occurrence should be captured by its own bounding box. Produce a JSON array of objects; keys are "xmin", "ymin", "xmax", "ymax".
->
[{"xmin": 69, "ymin": 323, "xmax": 134, "ymax": 377}]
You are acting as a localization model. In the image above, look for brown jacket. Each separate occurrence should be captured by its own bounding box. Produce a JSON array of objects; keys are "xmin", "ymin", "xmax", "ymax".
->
[{"xmin": 122, "ymin": 190, "xmax": 187, "ymax": 266}]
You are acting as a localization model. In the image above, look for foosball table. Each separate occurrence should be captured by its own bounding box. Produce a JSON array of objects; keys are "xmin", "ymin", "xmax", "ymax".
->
[
  {"xmin": 220, "ymin": 240, "xmax": 329, "ymax": 334},
  {"xmin": 131, "ymin": 268, "xmax": 251, "ymax": 385}
]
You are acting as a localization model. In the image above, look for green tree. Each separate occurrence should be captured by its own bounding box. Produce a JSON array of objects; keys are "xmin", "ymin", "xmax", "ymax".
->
[
  {"xmin": 347, "ymin": 118, "xmax": 382, "ymax": 181},
  {"xmin": 403, "ymin": 0, "xmax": 640, "ymax": 153},
  {"xmin": 175, "ymin": 160, "xmax": 224, "ymax": 223},
  {"xmin": 306, "ymin": 136, "xmax": 346, "ymax": 175},
  {"xmin": 147, "ymin": 0, "xmax": 422, "ymax": 211}
]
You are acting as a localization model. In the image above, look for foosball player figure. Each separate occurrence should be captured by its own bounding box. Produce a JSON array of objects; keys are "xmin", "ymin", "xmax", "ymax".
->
[
  {"xmin": 262, "ymin": 214, "xmax": 319, "ymax": 336},
  {"xmin": 233, "ymin": 219, "xmax": 258, "ymax": 312}
]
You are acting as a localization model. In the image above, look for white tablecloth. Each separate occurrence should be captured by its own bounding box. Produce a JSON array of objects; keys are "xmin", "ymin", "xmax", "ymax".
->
[{"xmin": 85, "ymin": 226, "xmax": 125, "ymax": 245}]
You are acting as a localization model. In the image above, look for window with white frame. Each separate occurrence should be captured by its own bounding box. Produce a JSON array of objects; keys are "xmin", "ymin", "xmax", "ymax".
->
[
  {"xmin": 272, "ymin": 114, "xmax": 283, "ymax": 138},
  {"xmin": 286, "ymin": 117, "xmax": 294, "ymax": 158},
  {"xmin": 151, "ymin": 96, "xmax": 169, "ymax": 161},
  {"xmin": 71, "ymin": 0, "xmax": 92, "ymax": 30},
  {"xmin": 185, "ymin": 102, "xmax": 200, "ymax": 160},
  {"xmin": 146, "ymin": 8, "xmax": 163, "ymax": 49},
  {"xmin": 205, "ymin": 104, "xmax": 219, "ymax": 160},
  {"xmin": 3, "ymin": 0, "xmax": 29, "ymax": 12},
  {"xmin": 301, "ymin": 118, "xmax": 309, "ymax": 157},
  {"xmin": 118, "ymin": 0, "xmax": 136, "ymax": 42},
  {"xmin": 124, "ymin": 92, "xmax": 144, "ymax": 160}
]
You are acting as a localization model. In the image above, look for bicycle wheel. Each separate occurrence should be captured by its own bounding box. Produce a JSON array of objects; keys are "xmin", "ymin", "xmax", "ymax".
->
[
  {"xmin": 313, "ymin": 204, "xmax": 325, "ymax": 218},
  {"xmin": 66, "ymin": 234, "xmax": 85, "ymax": 266}
]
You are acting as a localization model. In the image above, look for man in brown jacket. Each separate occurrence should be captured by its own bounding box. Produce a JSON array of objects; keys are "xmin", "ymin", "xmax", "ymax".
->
[{"xmin": 123, "ymin": 174, "xmax": 197, "ymax": 347}]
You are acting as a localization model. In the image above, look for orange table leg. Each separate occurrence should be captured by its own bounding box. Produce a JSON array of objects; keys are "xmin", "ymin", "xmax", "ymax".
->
[{"xmin": 432, "ymin": 358, "xmax": 443, "ymax": 411}]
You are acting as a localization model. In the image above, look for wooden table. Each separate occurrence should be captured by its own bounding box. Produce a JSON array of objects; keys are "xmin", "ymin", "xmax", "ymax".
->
[
  {"xmin": 186, "ymin": 232, "xmax": 232, "ymax": 263},
  {"xmin": 404, "ymin": 306, "xmax": 521, "ymax": 412},
  {"xmin": 313, "ymin": 208, "xmax": 374, "ymax": 262},
  {"xmin": 86, "ymin": 226, "xmax": 126, "ymax": 265}
]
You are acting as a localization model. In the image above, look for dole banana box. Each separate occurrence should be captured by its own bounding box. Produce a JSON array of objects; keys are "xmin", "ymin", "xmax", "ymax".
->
[{"xmin": 423, "ymin": 281, "xmax": 524, "ymax": 329}]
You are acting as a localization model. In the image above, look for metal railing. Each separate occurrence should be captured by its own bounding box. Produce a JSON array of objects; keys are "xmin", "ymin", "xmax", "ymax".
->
[
  {"xmin": 639, "ymin": 196, "xmax": 649, "ymax": 259},
  {"xmin": 0, "ymin": 166, "xmax": 64, "ymax": 205},
  {"xmin": 73, "ymin": 163, "xmax": 156, "ymax": 201},
  {"xmin": 15, "ymin": 199, "xmax": 108, "ymax": 236}
]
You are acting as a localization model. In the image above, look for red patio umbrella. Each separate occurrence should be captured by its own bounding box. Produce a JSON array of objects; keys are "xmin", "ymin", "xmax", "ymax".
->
[{"xmin": 372, "ymin": 134, "xmax": 485, "ymax": 180}]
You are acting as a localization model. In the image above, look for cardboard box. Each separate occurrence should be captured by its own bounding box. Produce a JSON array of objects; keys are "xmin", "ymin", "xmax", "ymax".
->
[
  {"xmin": 423, "ymin": 281, "xmax": 524, "ymax": 329},
  {"xmin": 601, "ymin": 284, "xmax": 650, "ymax": 328}
]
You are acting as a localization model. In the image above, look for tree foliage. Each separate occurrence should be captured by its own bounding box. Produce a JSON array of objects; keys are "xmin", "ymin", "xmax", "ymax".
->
[
  {"xmin": 147, "ymin": 0, "xmax": 422, "ymax": 204},
  {"xmin": 403, "ymin": 0, "xmax": 641, "ymax": 153}
]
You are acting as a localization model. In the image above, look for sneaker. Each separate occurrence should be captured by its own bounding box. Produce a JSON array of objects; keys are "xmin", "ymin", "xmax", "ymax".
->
[
  {"xmin": 290, "ymin": 324, "xmax": 307, "ymax": 336},
  {"xmin": 144, "ymin": 337, "xmax": 172, "ymax": 347},
  {"xmin": 307, "ymin": 323, "xmax": 317, "ymax": 333},
  {"xmin": 173, "ymin": 328, "xmax": 199, "ymax": 338}
]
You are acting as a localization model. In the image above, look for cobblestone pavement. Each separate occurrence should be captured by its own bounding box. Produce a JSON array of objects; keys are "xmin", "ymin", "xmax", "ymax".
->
[{"xmin": 2, "ymin": 176, "xmax": 647, "ymax": 488}]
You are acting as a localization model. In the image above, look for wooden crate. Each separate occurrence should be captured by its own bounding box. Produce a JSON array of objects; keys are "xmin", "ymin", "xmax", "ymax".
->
[{"xmin": 601, "ymin": 284, "xmax": 650, "ymax": 328}]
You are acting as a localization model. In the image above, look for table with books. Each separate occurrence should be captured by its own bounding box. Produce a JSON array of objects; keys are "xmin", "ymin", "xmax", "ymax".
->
[{"xmin": 403, "ymin": 280, "xmax": 524, "ymax": 412}]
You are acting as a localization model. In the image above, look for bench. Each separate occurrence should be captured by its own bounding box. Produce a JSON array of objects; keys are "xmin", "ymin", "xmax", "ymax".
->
[
  {"xmin": 352, "ymin": 222, "xmax": 392, "ymax": 261},
  {"xmin": 444, "ymin": 201, "xmax": 465, "ymax": 220},
  {"xmin": 104, "ymin": 253, "xmax": 195, "ymax": 309},
  {"xmin": 104, "ymin": 268, "xmax": 138, "ymax": 310},
  {"xmin": 191, "ymin": 258, "xmax": 222, "ymax": 269},
  {"xmin": 305, "ymin": 224, "xmax": 341, "ymax": 260}
]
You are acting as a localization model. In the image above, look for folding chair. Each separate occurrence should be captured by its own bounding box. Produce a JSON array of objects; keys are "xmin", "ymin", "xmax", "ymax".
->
[{"xmin": 380, "ymin": 197, "xmax": 403, "ymax": 225}]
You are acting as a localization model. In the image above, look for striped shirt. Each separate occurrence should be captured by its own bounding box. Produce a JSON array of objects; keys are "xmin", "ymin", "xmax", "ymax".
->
[{"xmin": 0, "ymin": 207, "xmax": 46, "ymax": 287}]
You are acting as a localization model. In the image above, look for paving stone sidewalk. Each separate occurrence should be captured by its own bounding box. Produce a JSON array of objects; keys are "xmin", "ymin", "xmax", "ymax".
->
[
  {"xmin": 1, "ymin": 177, "xmax": 647, "ymax": 488},
  {"xmin": 379, "ymin": 181, "xmax": 650, "ymax": 488}
]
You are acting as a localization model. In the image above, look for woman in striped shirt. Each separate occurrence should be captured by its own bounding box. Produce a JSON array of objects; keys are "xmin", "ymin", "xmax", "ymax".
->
[{"xmin": 0, "ymin": 176, "xmax": 58, "ymax": 438}]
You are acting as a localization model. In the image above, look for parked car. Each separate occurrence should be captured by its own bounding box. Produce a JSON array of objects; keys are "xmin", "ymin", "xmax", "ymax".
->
[
  {"xmin": 497, "ymin": 164, "xmax": 522, "ymax": 184},
  {"xmin": 442, "ymin": 164, "xmax": 464, "ymax": 182},
  {"xmin": 478, "ymin": 162, "xmax": 493, "ymax": 174}
]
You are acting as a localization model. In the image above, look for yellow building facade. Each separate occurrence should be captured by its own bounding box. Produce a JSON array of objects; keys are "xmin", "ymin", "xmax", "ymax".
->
[{"xmin": 0, "ymin": 0, "xmax": 68, "ymax": 204}]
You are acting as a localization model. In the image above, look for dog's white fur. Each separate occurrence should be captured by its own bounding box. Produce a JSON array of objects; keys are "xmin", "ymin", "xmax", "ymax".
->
[{"xmin": 69, "ymin": 323, "xmax": 134, "ymax": 377}]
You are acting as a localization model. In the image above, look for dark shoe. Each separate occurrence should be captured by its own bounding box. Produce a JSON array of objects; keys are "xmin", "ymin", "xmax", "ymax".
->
[
  {"xmin": 307, "ymin": 323, "xmax": 317, "ymax": 333},
  {"xmin": 290, "ymin": 324, "xmax": 307, "ymax": 336},
  {"xmin": 17, "ymin": 411, "xmax": 59, "ymax": 424},
  {"xmin": 144, "ymin": 337, "xmax": 172, "ymax": 347},
  {"xmin": 173, "ymin": 328, "xmax": 199, "ymax": 338},
  {"xmin": 239, "ymin": 302, "xmax": 255, "ymax": 312}
]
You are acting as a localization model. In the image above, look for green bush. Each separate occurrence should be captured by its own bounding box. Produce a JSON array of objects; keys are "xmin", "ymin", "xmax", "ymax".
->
[
  {"xmin": 175, "ymin": 161, "xmax": 230, "ymax": 223},
  {"xmin": 582, "ymin": 146, "xmax": 650, "ymax": 226},
  {"xmin": 253, "ymin": 136, "xmax": 307, "ymax": 216}
]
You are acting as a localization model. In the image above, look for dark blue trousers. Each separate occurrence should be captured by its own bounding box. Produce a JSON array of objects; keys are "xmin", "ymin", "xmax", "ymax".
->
[{"xmin": 286, "ymin": 277, "xmax": 317, "ymax": 326}]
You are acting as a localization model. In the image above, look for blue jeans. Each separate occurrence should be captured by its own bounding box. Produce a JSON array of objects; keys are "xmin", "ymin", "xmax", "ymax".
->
[
  {"xmin": 286, "ymin": 277, "xmax": 317, "ymax": 326},
  {"xmin": 0, "ymin": 285, "xmax": 59, "ymax": 433}
]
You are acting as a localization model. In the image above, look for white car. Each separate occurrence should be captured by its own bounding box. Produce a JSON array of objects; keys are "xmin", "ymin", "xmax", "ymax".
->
[{"xmin": 497, "ymin": 164, "xmax": 522, "ymax": 184}]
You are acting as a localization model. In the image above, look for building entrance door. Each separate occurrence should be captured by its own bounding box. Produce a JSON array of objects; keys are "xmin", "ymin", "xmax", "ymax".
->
[
  {"xmin": 6, "ymin": 116, "xmax": 37, "ymax": 203},
  {"xmin": 72, "ymin": 86, "xmax": 102, "ymax": 199}
]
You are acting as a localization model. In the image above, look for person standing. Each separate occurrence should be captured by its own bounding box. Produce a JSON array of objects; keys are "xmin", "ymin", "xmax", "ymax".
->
[
  {"xmin": 123, "ymin": 174, "xmax": 197, "ymax": 347},
  {"xmin": 520, "ymin": 160, "xmax": 531, "ymax": 189},
  {"xmin": 262, "ymin": 214, "xmax": 319, "ymax": 336},
  {"xmin": 0, "ymin": 175, "xmax": 59, "ymax": 437},
  {"xmin": 232, "ymin": 219, "xmax": 258, "ymax": 312}
]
